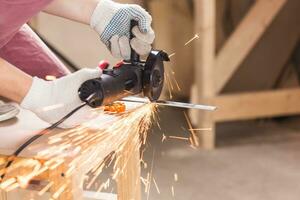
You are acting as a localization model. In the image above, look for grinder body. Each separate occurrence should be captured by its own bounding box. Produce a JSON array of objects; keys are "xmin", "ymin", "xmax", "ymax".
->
[
  {"xmin": 79, "ymin": 62, "xmax": 143, "ymax": 108},
  {"xmin": 79, "ymin": 50, "xmax": 169, "ymax": 108}
]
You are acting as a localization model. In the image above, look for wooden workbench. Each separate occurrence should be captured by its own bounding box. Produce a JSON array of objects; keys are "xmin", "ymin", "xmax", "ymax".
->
[{"xmin": 0, "ymin": 103, "xmax": 145, "ymax": 200}]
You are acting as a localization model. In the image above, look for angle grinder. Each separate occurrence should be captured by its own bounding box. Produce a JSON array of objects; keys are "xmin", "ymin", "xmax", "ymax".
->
[{"xmin": 78, "ymin": 20, "xmax": 170, "ymax": 108}]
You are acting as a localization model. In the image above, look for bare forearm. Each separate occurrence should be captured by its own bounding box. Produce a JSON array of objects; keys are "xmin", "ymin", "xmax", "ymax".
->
[
  {"xmin": 43, "ymin": 0, "xmax": 99, "ymax": 24},
  {"xmin": 0, "ymin": 58, "xmax": 32, "ymax": 103}
]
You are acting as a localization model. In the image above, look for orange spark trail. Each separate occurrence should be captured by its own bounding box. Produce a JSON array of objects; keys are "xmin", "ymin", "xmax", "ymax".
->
[
  {"xmin": 146, "ymin": 149, "xmax": 156, "ymax": 200},
  {"xmin": 169, "ymin": 53, "xmax": 176, "ymax": 58},
  {"xmin": 184, "ymin": 111, "xmax": 199, "ymax": 147},
  {"xmin": 174, "ymin": 173, "xmax": 178, "ymax": 182},
  {"xmin": 169, "ymin": 136, "xmax": 189, "ymax": 141},
  {"xmin": 0, "ymin": 104, "xmax": 156, "ymax": 199},
  {"xmin": 171, "ymin": 185, "xmax": 175, "ymax": 198},
  {"xmin": 153, "ymin": 177, "xmax": 160, "ymax": 194},
  {"xmin": 190, "ymin": 128, "xmax": 212, "ymax": 131},
  {"xmin": 38, "ymin": 181, "xmax": 54, "ymax": 196},
  {"xmin": 184, "ymin": 34, "xmax": 199, "ymax": 46}
]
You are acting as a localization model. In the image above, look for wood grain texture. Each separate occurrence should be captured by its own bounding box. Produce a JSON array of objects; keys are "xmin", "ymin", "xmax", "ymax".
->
[{"xmin": 215, "ymin": 88, "xmax": 300, "ymax": 122}]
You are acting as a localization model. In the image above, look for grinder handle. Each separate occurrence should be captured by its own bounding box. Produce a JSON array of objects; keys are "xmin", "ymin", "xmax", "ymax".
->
[{"xmin": 130, "ymin": 20, "xmax": 140, "ymax": 63}]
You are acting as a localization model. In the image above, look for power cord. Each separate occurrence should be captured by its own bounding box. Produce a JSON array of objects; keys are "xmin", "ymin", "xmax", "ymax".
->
[{"xmin": 1, "ymin": 102, "xmax": 88, "ymax": 180}]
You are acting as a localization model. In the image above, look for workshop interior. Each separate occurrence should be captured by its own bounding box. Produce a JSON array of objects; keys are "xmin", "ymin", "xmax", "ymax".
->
[{"xmin": 0, "ymin": 0, "xmax": 300, "ymax": 199}]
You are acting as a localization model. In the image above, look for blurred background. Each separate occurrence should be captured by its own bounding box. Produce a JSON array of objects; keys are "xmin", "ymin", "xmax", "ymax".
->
[{"xmin": 30, "ymin": 0, "xmax": 300, "ymax": 199}]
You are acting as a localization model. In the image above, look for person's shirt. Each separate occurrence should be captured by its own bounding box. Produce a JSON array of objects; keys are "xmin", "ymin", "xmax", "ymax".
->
[
  {"xmin": 0, "ymin": 0, "xmax": 52, "ymax": 48},
  {"xmin": 0, "ymin": 0, "xmax": 69, "ymax": 79}
]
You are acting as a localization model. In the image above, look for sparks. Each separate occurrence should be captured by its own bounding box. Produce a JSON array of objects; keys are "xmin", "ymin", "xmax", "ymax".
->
[
  {"xmin": 162, "ymin": 134, "xmax": 167, "ymax": 143},
  {"xmin": 171, "ymin": 185, "xmax": 175, "ymax": 197},
  {"xmin": 146, "ymin": 149, "xmax": 155, "ymax": 200},
  {"xmin": 1, "ymin": 103, "xmax": 156, "ymax": 198},
  {"xmin": 174, "ymin": 173, "xmax": 178, "ymax": 182},
  {"xmin": 184, "ymin": 111, "xmax": 200, "ymax": 147},
  {"xmin": 169, "ymin": 136, "xmax": 189, "ymax": 141},
  {"xmin": 38, "ymin": 181, "xmax": 54, "ymax": 196},
  {"xmin": 184, "ymin": 34, "xmax": 199, "ymax": 46},
  {"xmin": 45, "ymin": 75, "xmax": 57, "ymax": 81},
  {"xmin": 52, "ymin": 183, "xmax": 68, "ymax": 199},
  {"xmin": 169, "ymin": 52, "xmax": 176, "ymax": 58},
  {"xmin": 153, "ymin": 177, "xmax": 160, "ymax": 194},
  {"xmin": 189, "ymin": 128, "xmax": 212, "ymax": 131}
]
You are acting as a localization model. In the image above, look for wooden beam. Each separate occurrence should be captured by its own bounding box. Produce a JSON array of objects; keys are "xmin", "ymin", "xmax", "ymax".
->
[
  {"xmin": 223, "ymin": 0, "xmax": 300, "ymax": 93},
  {"xmin": 193, "ymin": 0, "xmax": 216, "ymax": 150},
  {"xmin": 214, "ymin": 88, "xmax": 300, "ymax": 122},
  {"xmin": 215, "ymin": 0, "xmax": 287, "ymax": 93}
]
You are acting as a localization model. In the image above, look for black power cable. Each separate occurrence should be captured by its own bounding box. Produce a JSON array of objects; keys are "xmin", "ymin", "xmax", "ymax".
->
[{"xmin": 1, "ymin": 102, "xmax": 88, "ymax": 180}]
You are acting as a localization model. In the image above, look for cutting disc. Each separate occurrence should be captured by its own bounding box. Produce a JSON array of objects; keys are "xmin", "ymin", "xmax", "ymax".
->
[{"xmin": 143, "ymin": 51, "xmax": 169, "ymax": 101}]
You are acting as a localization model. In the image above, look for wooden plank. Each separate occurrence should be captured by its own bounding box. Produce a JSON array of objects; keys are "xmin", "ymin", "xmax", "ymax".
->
[
  {"xmin": 193, "ymin": 0, "xmax": 216, "ymax": 150},
  {"xmin": 215, "ymin": 0, "xmax": 287, "ymax": 93},
  {"xmin": 214, "ymin": 88, "xmax": 300, "ymax": 122}
]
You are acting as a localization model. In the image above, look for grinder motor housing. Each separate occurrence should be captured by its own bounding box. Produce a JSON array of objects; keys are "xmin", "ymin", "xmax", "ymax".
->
[{"xmin": 78, "ymin": 50, "xmax": 169, "ymax": 108}]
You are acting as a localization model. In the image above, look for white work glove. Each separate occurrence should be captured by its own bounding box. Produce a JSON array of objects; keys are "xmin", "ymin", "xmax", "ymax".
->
[
  {"xmin": 21, "ymin": 68, "xmax": 102, "ymax": 129},
  {"xmin": 90, "ymin": 0, "xmax": 155, "ymax": 60}
]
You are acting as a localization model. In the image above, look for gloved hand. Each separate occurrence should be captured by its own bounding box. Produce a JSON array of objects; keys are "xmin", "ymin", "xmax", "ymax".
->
[
  {"xmin": 21, "ymin": 68, "xmax": 102, "ymax": 129},
  {"xmin": 90, "ymin": 0, "xmax": 155, "ymax": 60}
]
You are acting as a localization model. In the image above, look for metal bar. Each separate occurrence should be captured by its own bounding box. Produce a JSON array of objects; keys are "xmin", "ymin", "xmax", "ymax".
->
[
  {"xmin": 155, "ymin": 100, "xmax": 216, "ymax": 111},
  {"xmin": 122, "ymin": 97, "xmax": 216, "ymax": 111}
]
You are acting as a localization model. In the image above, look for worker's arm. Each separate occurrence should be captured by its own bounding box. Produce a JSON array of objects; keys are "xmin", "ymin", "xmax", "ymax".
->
[
  {"xmin": 43, "ymin": 0, "xmax": 155, "ymax": 60},
  {"xmin": 43, "ymin": 0, "xmax": 98, "ymax": 24},
  {"xmin": 0, "ymin": 58, "xmax": 32, "ymax": 103},
  {"xmin": 0, "ymin": 57, "xmax": 102, "ymax": 128}
]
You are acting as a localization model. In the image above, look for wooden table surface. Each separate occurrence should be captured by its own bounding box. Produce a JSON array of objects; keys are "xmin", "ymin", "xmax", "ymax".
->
[
  {"xmin": 0, "ymin": 103, "xmax": 141, "ymax": 157},
  {"xmin": 0, "ymin": 103, "xmax": 144, "ymax": 200}
]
